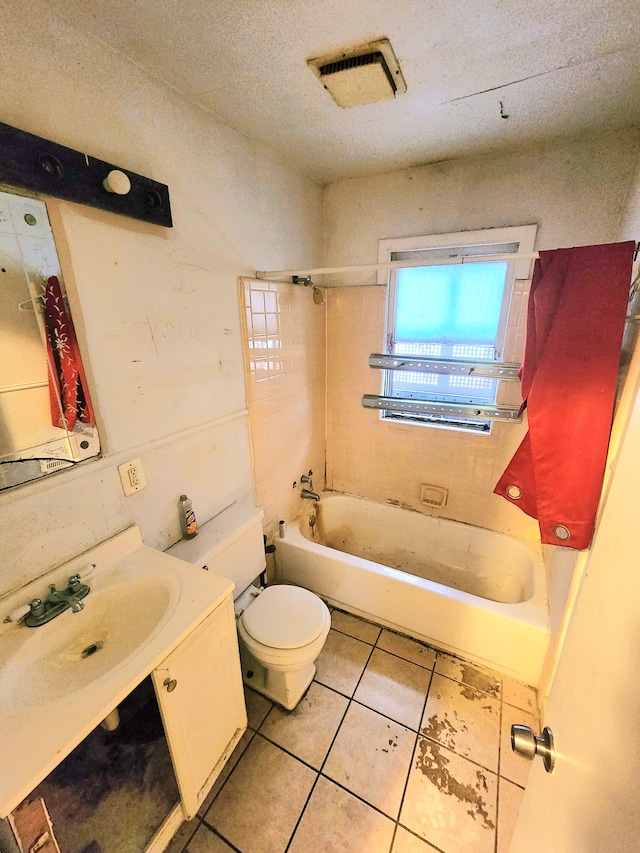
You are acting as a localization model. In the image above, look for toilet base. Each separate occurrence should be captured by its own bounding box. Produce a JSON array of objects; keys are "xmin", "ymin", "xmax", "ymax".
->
[{"xmin": 239, "ymin": 642, "xmax": 315, "ymax": 711}]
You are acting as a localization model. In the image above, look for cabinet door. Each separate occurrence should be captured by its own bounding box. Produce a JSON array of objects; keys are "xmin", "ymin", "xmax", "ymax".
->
[{"xmin": 153, "ymin": 595, "xmax": 247, "ymax": 819}]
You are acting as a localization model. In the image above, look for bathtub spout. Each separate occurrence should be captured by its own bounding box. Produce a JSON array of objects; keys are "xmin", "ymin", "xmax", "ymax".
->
[{"xmin": 301, "ymin": 488, "xmax": 320, "ymax": 502}]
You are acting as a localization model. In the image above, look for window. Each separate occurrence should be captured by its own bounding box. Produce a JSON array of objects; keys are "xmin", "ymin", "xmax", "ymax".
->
[{"xmin": 378, "ymin": 226, "xmax": 537, "ymax": 432}]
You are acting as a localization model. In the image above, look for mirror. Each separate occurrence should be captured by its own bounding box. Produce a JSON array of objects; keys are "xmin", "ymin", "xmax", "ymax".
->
[{"xmin": 0, "ymin": 188, "xmax": 100, "ymax": 489}]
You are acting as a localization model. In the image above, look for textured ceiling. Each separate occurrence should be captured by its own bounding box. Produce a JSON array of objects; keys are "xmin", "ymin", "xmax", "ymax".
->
[{"xmin": 49, "ymin": 0, "xmax": 640, "ymax": 183}]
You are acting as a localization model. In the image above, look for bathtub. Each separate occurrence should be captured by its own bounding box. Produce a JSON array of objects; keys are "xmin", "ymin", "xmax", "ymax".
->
[{"xmin": 276, "ymin": 493, "xmax": 549, "ymax": 686}]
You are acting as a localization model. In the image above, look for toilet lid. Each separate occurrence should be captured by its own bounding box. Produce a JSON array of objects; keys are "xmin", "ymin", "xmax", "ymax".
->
[{"xmin": 241, "ymin": 585, "xmax": 327, "ymax": 649}]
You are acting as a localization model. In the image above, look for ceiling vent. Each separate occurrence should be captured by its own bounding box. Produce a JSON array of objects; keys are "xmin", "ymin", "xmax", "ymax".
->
[{"xmin": 308, "ymin": 38, "xmax": 407, "ymax": 109}]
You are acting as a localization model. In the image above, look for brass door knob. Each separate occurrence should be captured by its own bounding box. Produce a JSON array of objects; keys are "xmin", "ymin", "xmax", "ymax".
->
[{"xmin": 163, "ymin": 677, "xmax": 177, "ymax": 693}]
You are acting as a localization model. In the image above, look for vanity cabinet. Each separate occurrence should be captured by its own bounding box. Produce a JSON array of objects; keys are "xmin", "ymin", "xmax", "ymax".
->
[{"xmin": 152, "ymin": 591, "xmax": 247, "ymax": 820}]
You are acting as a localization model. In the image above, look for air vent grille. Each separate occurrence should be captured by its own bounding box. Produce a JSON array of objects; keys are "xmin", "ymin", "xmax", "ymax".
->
[
  {"xmin": 319, "ymin": 52, "xmax": 397, "ymax": 94},
  {"xmin": 308, "ymin": 38, "xmax": 406, "ymax": 109}
]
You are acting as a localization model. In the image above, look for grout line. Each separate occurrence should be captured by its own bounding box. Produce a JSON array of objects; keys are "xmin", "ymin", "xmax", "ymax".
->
[
  {"xmin": 432, "ymin": 667, "xmax": 502, "ymax": 702},
  {"xmin": 282, "ymin": 772, "xmax": 321, "ymax": 853},
  {"xmin": 350, "ymin": 637, "xmax": 377, "ymax": 696},
  {"xmin": 198, "ymin": 728, "xmax": 256, "ymax": 820},
  {"xmin": 417, "ymin": 730, "xmax": 501, "ymax": 778},
  {"xmin": 495, "ymin": 692, "xmax": 504, "ymax": 853},
  {"xmin": 198, "ymin": 820, "xmax": 243, "ymax": 853},
  {"xmin": 394, "ymin": 665, "xmax": 435, "ymax": 850},
  {"xmin": 317, "ymin": 689, "xmax": 354, "ymax": 777},
  {"xmin": 282, "ymin": 679, "xmax": 356, "ymax": 853},
  {"xmin": 316, "ymin": 769, "xmax": 407, "ymax": 826},
  {"xmin": 349, "ymin": 696, "xmax": 425, "ymax": 735},
  {"xmin": 395, "ymin": 823, "xmax": 446, "ymax": 852},
  {"xmin": 173, "ymin": 815, "xmax": 203, "ymax": 852},
  {"xmin": 254, "ymin": 729, "xmax": 326, "ymax": 775},
  {"xmin": 329, "ymin": 625, "xmax": 379, "ymax": 645}
]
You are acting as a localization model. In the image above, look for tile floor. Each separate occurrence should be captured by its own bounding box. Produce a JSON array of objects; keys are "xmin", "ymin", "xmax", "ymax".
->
[{"xmin": 167, "ymin": 608, "xmax": 538, "ymax": 853}]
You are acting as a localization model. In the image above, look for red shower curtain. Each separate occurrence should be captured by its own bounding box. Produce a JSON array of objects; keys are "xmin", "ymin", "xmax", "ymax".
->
[
  {"xmin": 494, "ymin": 241, "xmax": 635, "ymax": 550},
  {"xmin": 43, "ymin": 275, "xmax": 95, "ymax": 432}
]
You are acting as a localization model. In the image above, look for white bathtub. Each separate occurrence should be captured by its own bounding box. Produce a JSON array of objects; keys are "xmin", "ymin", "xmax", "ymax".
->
[{"xmin": 276, "ymin": 493, "xmax": 549, "ymax": 686}]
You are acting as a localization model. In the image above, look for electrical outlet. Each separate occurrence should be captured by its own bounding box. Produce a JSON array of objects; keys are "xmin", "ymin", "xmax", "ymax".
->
[{"xmin": 118, "ymin": 458, "xmax": 146, "ymax": 496}]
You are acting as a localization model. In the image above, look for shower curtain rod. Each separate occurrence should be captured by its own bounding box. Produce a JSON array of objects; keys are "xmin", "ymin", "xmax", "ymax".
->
[
  {"xmin": 256, "ymin": 244, "xmax": 639, "ymax": 281},
  {"xmin": 255, "ymin": 252, "xmax": 541, "ymax": 280}
]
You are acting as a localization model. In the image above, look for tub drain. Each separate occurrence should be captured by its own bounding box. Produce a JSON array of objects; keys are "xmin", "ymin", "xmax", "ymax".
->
[{"xmin": 81, "ymin": 640, "xmax": 104, "ymax": 658}]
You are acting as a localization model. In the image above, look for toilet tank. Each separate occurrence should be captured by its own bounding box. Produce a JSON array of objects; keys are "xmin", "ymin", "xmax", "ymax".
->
[{"xmin": 167, "ymin": 503, "xmax": 265, "ymax": 599}]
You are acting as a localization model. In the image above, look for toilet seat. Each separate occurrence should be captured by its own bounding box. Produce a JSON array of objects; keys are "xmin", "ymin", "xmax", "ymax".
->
[{"xmin": 241, "ymin": 585, "xmax": 328, "ymax": 649}]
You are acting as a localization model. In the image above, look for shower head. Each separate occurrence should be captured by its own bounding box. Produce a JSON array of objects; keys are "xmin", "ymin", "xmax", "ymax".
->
[{"xmin": 312, "ymin": 286, "xmax": 325, "ymax": 305}]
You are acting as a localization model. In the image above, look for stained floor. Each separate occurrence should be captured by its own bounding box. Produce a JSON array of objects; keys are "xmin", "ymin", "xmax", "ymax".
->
[{"xmin": 167, "ymin": 608, "xmax": 538, "ymax": 853}]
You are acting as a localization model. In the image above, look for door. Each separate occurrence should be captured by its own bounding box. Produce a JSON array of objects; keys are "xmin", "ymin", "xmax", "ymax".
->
[
  {"xmin": 153, "ymin": 595, "xmax": 247, "ymax": 820},
  {"xmin": 510, "ymin": 386, "xmax": 640, "ymax": 851}
]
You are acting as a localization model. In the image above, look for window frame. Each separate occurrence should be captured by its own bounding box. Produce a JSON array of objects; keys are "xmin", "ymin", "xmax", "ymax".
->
[{"xmin": 377, "ymin": 225, "xmax": 538, "ymax": 432}]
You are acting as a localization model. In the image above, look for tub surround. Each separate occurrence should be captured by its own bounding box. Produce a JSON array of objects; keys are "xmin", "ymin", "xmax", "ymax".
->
[{"xmin": 276, "ymin": 493, "xmax": 549, "ymax": 685}]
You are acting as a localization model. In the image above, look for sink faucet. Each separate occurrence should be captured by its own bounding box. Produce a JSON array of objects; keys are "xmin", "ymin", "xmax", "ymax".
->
[
  {"xmin": 47, "ymin": 579, "xmax": 86, "ymax": 612},
  {"xmin": 300, "ymin": 488, "xmax": 320, "ymax": 502},
  {"xmin": 24, "ymin": 574, "xmax": 91, "ymax": 627}
]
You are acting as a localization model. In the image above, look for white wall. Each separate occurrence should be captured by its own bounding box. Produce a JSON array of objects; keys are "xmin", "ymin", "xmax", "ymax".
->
[
  {"xmin": 324, "ymin": 130, "xmax": 639, "ymax": 280},
  {"xmin": 0, "ymin": 3, "xmax": 323, "ymax": 597}
]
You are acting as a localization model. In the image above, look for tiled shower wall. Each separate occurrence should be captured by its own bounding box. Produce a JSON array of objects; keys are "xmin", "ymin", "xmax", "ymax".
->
[
  {"xmin": 240, "ymin": 279, "xmax": 326, "ymax": 538},
  {"xmin": 325, "ymin": 281, "xmax": 540, "ymax": 540}
]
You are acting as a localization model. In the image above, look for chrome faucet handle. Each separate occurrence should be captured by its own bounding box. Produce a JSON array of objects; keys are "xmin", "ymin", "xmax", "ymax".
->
[
  {"xmin": 67, "ymin": 573, "xmax": 82, "ymax": 590},
  {"xmin": 301, "ymin": 474, "xmax": 313, "ymax": 486},
  {"xmin": 29, "ymin": 598, "xmax": 45, "ymax": 617}
]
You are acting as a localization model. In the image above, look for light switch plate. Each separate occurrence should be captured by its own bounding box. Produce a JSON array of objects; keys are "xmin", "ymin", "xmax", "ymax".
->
[{"xmin": 118, "ymin": 458, "xmax": 146, "ymax": 496}]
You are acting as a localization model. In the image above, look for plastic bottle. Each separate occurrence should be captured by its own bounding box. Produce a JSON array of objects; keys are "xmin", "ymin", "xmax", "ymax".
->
[{"xmin": 179, "ymin": 494, "xmax": 198, "ymax": 539}]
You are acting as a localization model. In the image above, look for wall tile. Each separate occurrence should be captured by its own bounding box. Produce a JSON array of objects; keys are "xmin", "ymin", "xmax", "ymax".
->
[
  {"xmin": 324, "ymin": 283, "xmax": 539, "ymax": 540},
  {"xmin": 241, "ymin": 279, "xmax": 326, "ymax": 539}
]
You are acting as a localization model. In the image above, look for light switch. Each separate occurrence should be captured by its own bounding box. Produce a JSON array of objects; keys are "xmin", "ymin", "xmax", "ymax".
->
[{"xmin": 118, "ymin": 458, "xmax": 146, "ymax": 496}]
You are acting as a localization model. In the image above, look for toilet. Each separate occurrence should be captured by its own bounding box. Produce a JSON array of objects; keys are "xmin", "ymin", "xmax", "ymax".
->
[
  {"xmin": 235, "ymin": 583, "xmax": 330, "ymax": 710},
  {"xmin": 167, "ymin": 504, "xmax": 330, "ymax": 711}
]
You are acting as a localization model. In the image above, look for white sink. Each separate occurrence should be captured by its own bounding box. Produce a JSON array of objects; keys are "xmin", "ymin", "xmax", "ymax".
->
[
  {"xmin": 0, "ymin": 524, "xmax": 235, "ymax": 817},
  {"xmin": 0, "ymin": 567, "xmax": 179, "ymax": 709}
]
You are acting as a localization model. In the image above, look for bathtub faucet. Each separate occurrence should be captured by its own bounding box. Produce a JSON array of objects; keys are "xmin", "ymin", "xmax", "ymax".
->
[{"xmin": 301, "ymin": 488, "xmax": 320, "ymax": 502}]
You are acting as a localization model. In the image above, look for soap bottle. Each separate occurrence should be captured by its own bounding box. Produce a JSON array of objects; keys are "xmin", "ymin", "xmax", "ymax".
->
[{"xmin": 179, "ymin": 494, "xmax": 198, "ymax": 539}]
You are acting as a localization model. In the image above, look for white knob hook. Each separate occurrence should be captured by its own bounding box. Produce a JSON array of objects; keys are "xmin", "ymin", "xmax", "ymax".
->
[{"xmin": 103, "ymin": 169, "xmax": 131, "ymax": 195}]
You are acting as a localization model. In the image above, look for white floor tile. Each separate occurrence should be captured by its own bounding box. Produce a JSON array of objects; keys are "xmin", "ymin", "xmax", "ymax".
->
[
  {"xmin": 200, "ymin": 729, "xmax": 254, "ymax": 816},
  {"xmin": 188, "ymin": 826, "xmax": 237, "ymax": 852},
  {"xmin": 331, "ymin": 609, "xmax": 382, "ymax": 644},
  {"xmin": 502, "ymin": 677, "xmax": 538, "ymax": 715},
  {"xmin": 354, "ymin": 648, "xmax": 432, "ymax": 730},
  {"xmin": 435, "ymin": 654, "xmax": 501, "ymax": 699},
  {"xmin": 259, "ymin": 681, "xmax": 348, "ymax": 769},
  {"xmin": 315, "ymin": 629, "xmax": 372, "ymax": 696},
  {"xmin": 400, "ymin": 737, "xmax": 497, "ymax": 853},
  {"xmin": 288, "ymin": 775, "xmax": 395, "ymax": 853},
  {"xmin": 392, "ymin": 825, "xmax": 440, "ymax": 852},
  {"xmin": 206, "ymin": 735, "xmax": 315, "ymax": 853},
  {"xmin": 323, "ymin": 702, "xmax": 416, "ymax": 819},
  {"xmin": 497, "ymin": 776, "xmax": 525, "ymax": 853},
  {"xmin": 244, "ymin": 686, "xmax": 273, "ymax": 730},
  {"xmin": 421, "ymin": 673, "xmax": 500, "ymax": 772},
  {"xmin": 377, "ymin": 630, "xmax": 437, "ymax": 670}
]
